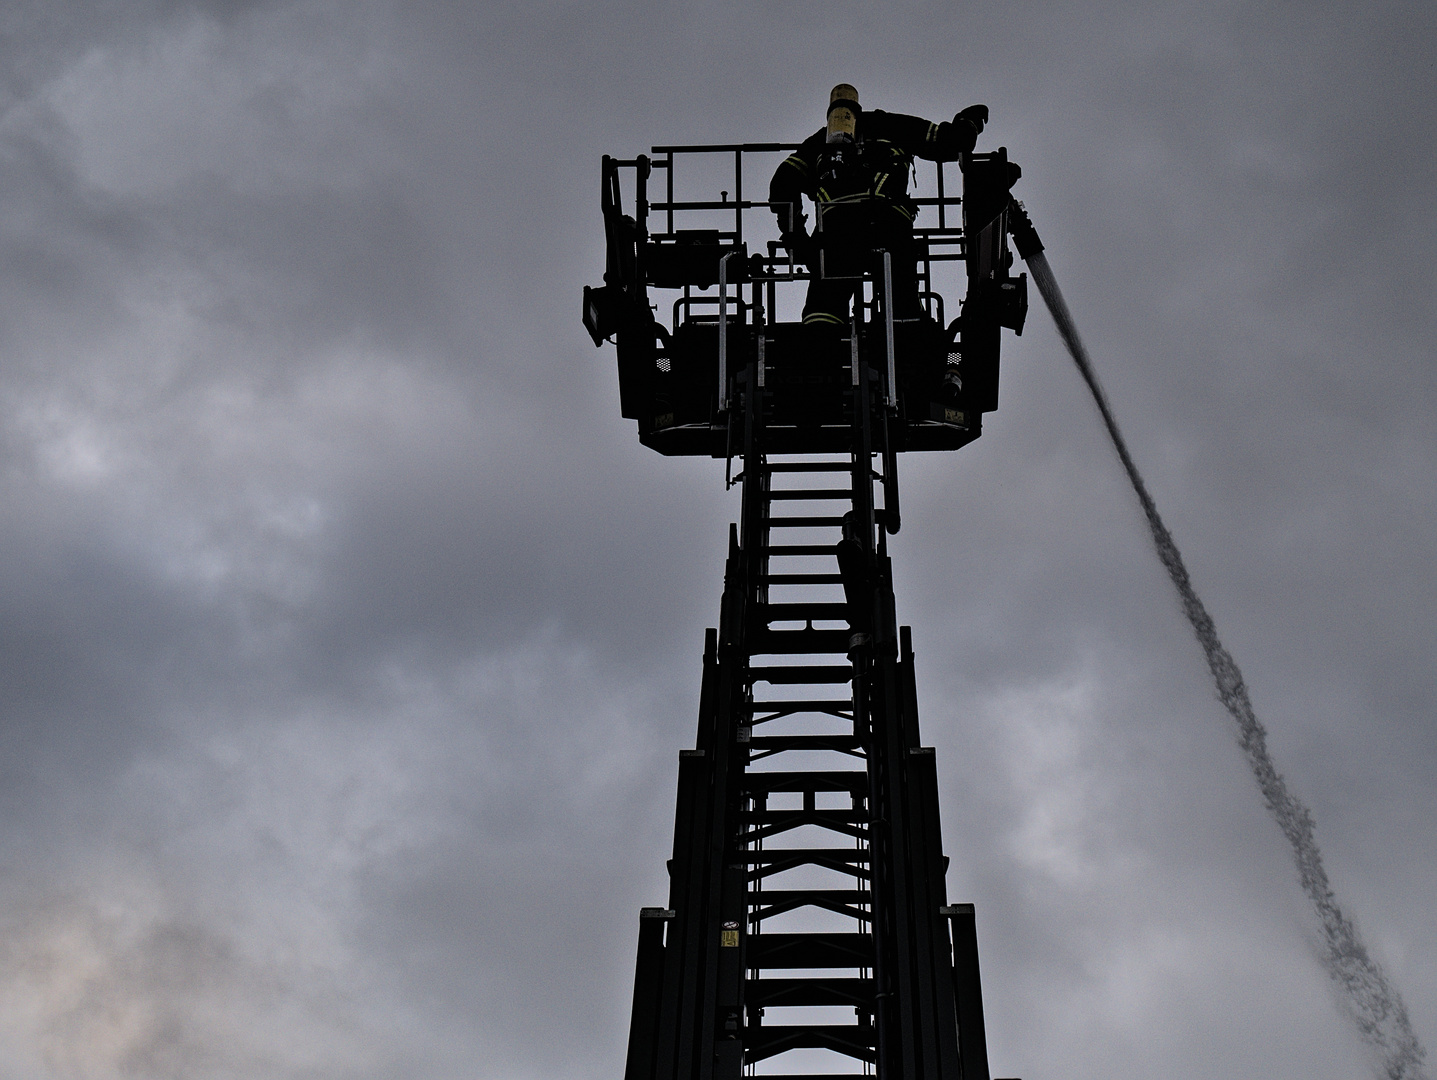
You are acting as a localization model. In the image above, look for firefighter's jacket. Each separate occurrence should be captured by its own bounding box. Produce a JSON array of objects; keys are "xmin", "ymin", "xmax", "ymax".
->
[{"xmin": 769, "ymin": 110, "xmax": 977, "ymax": 234}]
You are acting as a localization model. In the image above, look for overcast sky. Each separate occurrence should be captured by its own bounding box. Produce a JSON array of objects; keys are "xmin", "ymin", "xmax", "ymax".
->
[{"xmin": 0, "ymin": 1, "xmax": 1432, "ymax": 1078}]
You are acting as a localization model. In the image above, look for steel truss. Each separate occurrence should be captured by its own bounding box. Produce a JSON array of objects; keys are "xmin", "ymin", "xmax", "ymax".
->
[{"xmin": 593, "ymin": 141, "xmax": 1027, "ymax": 1080}]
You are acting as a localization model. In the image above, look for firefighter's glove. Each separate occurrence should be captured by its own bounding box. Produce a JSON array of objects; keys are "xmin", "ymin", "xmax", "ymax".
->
[
  {"xmin": 956, "ymin": 104, "xmax": 989, "ymax": 136},
  {"xmin": 782, "ymin": 230, "xmax": 816, "ymax": 269}
]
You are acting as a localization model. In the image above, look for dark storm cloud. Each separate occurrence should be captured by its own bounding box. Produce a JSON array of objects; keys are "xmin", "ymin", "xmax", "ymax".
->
[{"xmin": 0, "ymin": 0, "xmax": 1431, "ymax": 1077}]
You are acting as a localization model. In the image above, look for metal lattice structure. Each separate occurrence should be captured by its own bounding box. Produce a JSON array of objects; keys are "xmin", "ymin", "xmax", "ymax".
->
[{"xmin": 585, "ymin": 141, "xmax": 1028, "ymax": 1080}]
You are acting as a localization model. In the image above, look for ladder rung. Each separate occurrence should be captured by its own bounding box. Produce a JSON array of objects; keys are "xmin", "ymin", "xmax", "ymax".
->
[
  {"xmin": 749, "ymin": 848, "xmax": 869, "ymax": 866},
  {"xmin": 749, "ymin": 851, "xmax": 871, "ymax": 883},
  {"xmin": 760, "ymin": 602, "xmax": 850, "ymax": 621},
  {"xmin": 748, "ymin": 932, "xmax": 873, "ymax": 968},
  {"xmin": 768, "ymin": 515, "xmax": 845, "ymax": 527},
  {"xmin": 748, "ymin": 734, "xmax": 861, "ymax": 751},
  {"xmin": 761, "ymin": 573, "xmax": 845, "ymax": 585},
  {"xmin": 747, "ymin": 699, "xmax": 852, "ymax": 717},
  {"xmin": 763, "ymin": 544, "xmax": 839, "ymax": 556},
  {"xmin": 741, "ymin": 771, "xmax": 867, "ymax": 792},
  {"xmin": 768, "ymin": 489, "xmax": 852, "ymax": 501},
  {"xmin": 743, "ymin": 810, "xmax": 868, "ymax": 827},
  {"xmin": 765, "ymin": 461, "xmax": 853, "ymax": 472},
  {"xmin": 752, "ymin": 627, "xmax": 852, "ymax": 654},
  {"xmin": 744, "ymin": 1025, "xmax": 877, "ymax": 1063},
  {"xmin": 745, "ymin": 978, "xmax": 874, "ymax": 1009},
  {"xmin": 742, "ymin": 813, "xmax": 868, "ymax": 846},
  {"xmin": 748, "ymin": 888, "xmax": 869, "ymax": 905},
  {"xmin": 751, "ymin": 665, "xmax": 852, "ymax": 685}
]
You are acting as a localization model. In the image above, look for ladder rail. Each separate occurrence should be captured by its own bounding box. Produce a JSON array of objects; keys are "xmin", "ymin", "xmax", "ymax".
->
[{"xmin": 623, "ymin": 334, "xmax": 987, "ymax": 1080}]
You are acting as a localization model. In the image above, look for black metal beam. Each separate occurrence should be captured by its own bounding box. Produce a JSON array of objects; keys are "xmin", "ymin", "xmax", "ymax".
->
[
  {"xmin": 616, "ymin": 247, "xmax": 1003, "ymax": 1079},
  {"xmin": 947, "ymin": 903, "xmax": 992, "ymax": 1080},
  {"xmin": 623, "ymin": 908, "xmax": 671, "ymax": 1080}
]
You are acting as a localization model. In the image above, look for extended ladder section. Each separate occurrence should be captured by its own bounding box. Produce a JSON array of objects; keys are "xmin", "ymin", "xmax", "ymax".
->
[
  {"xmin": 592, "ymin": 139, "xmax": 1030, "ymax": 1080},
  {"xmin": 622, "ymin": 342, "xmax": 997, "ymax": 1080}
]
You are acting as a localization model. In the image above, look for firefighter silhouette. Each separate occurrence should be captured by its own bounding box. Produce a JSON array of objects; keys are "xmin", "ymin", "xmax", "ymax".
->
[{"xmin": 769, "ymin": 83, "xmax": 989, "ymax": 328}]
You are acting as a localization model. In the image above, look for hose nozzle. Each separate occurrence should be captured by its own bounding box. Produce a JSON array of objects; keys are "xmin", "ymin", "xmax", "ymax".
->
[{"xmin": 1008, "ymin": 198, "xmax": 1044, "ymax": 261}]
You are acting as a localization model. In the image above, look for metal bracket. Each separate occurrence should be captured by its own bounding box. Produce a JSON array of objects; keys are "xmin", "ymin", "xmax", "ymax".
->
[
  {"xmin": 717, "ymin": 250, "xmax": 740, "ymax": 412},
  {"xmin": 882, "ymin": 249, "xmax": 898, "ymax": 407}
]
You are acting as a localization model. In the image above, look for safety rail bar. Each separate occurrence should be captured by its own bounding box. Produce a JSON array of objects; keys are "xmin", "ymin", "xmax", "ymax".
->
[
  {"xmin": 643, "ymin": 140, "xmax": 964, "ymax": 234},
  {"xmin": 647, "ymin": 198, "xmax": 965, "ymax": 216},
  {"xmin": 604, "ymin": 142, "xmax": 969, "ymax": 333},
  {"xmin": 718, "ymin": 250, "xmax": 739, "ymax": 411}
]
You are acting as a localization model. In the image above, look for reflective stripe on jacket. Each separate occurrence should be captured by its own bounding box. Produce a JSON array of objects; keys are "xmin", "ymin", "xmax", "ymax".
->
[{"xmin": 769, "ymin": 109, "xmax": 975, "ymax": 229}]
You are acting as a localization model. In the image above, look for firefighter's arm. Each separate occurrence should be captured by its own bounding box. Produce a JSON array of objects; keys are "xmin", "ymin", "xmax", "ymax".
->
[
  {"xmin": 883, "ymin": 106, "xmax": 989, "ymax": 161},
  {"xmin": 768, "ymin": 132, "xmax": 822, "ymax": 238}
]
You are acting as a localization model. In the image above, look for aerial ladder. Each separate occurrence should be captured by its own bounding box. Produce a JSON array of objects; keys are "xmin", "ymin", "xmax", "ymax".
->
[{"xmin": 584, "ymin": 138, "xmax": 1031, "ymax": 1080}]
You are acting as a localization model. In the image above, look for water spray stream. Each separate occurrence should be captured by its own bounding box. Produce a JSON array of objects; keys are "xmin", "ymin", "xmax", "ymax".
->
[{"xmin": 1013, "ymin": 215, "xmax": 1428, "ymax": 1079}]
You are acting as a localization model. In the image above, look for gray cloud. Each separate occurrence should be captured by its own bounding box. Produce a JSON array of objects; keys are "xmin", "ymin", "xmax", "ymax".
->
[{"xmin": 0, "ymin": 1, "xmax": 1431, "ymax": 1078}]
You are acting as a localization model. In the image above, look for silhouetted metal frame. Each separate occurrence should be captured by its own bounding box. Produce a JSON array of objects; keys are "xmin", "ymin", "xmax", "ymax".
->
[{"xmin": 613, "ymin": 140, "xmax": 1017, "ymax": 1080}]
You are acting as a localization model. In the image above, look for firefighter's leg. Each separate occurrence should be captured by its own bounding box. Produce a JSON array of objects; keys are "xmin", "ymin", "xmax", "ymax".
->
[
  {"xmin": 876, "ymin": 223, "xmax": 924, "ymax": 320},
  {"xmin": 801, "ymin": 275, "xmax": 854, "ymax": 328},
  {"xmin": 804, "ymin": 213, "xmax": 861, "ymax": 327},
  {"xmin": 798, "ymin": 258, "xmax": 855, "ymax": 368}
]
